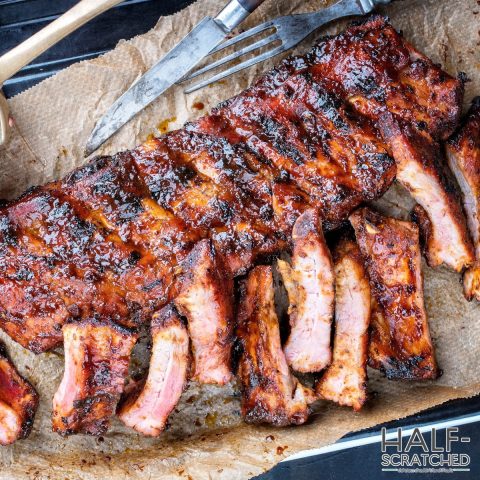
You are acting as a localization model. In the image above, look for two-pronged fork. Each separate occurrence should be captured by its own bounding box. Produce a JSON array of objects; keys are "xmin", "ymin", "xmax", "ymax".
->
[{"xmin": 182, "ymin": 0, "xmax": 391, "ymax": 93}]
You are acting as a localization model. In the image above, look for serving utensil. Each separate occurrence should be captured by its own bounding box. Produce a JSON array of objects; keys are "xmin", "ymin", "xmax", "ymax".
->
[
  {"xmin": 85, "ymin": 0, "xmax": 267, "ymax": 156},
  {"xmin": 0, "ymin": 0, "xmax": 124, "ymax": 147},
  {"xmin": 182, "ymin": 0, "xmax": 391, "ymax": 93}
]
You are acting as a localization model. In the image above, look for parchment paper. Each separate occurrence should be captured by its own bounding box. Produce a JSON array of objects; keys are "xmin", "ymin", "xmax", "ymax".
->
[{"xmin": 0, "ymin": 0, "xmax": 479, "ymax": 478}]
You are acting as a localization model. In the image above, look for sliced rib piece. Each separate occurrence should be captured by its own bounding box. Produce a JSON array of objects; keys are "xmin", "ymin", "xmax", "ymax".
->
[
  {"xmin": 0, "ymin": 341, "xmax": 38, "ymax": 445},
  {"xmin": 118, "ymin": 304, "xmax": 189, "ymax": 436},
  {"xmin": 383, "ymin": 118, "xmax": 474, "ymax": 272},
  {"xmin": 52, "ymin": 320, "xmax": 137, "ymax": 435},
  {"xmin": 446, "ymin": 98, "xmax": 480, "ymax": 300},
  {"xmin": 306, "ymin": 15, "xmax": 472, "ymax": 272},
  {"xmin": 236, "ymin": 266, "xmax": 311, "ymax": 426},
  {"xmin": 350, "ymin": 207, "xmax": 438, "ymax": 380},
  {"xmin": 316, "ymin": 237, "xmax": 370, "ymax": 411},
  {"xmin": 277, "ymin": 209, "xmax": 334, "ymax": 372},
  {"xmin": 175, "ymin": 240, "xmax": 233, "ymax": 385}
]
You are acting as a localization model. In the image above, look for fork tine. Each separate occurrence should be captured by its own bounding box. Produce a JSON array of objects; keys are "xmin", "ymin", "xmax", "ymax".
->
[
  {"xmin": 184, "ymin": 45, "xmax": 286, "ymax": 94},
  {"xmin": 182, "ymin": 33, "xmax": 280, "ymax": 83},
  {"xmin": 208, "ymin": 20, "xmax": 276, "ymax": 56}
]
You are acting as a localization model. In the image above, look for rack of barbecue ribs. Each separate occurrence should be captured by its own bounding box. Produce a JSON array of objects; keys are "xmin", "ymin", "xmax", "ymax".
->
[{"xmin": 0, "ymin": 15, "xmax": 476, "ymax": 439}]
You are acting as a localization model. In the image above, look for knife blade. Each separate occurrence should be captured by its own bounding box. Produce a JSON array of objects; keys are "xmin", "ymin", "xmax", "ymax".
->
[{"xmin": 85, "ymin": 0, "xmax": 266, "ymax": 156}]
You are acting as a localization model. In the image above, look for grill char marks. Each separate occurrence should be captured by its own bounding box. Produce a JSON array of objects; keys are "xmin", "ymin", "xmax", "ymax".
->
[
  {"xmin": 0, "ymin": 210, "xmax": 71, "ymax": 352},
  {"xmin": 118, "ymin": 304, "xmax": 189, "ymax": 436},
  {"xmin": 0, "ymin": 341, "xmax": 38, "ymax": 445},
  {"xmin": 304, "ymin": 15, "xmax": 471, "ymax": 271},
  {"xmin": 0, "ymin": 154, "xmax": 199, "ymax": 353},
  {"xmin": 236, "ymin": 266, "xmax": 312, "ymax": 426},
  {"xmin": 307, "ymin": 15, "xmax": 462, "ymax": 140},
  {"xmin": 1, "ymin": 188, "xmax": 144, "ymax": 350},
  {"xmin": 132, "ymin": 132, "xmax": 288, "ymax": 275},
  {"xmin": 2, "ymin": 185, "xmax": 159, "ymax": 351},
  {"xmin": 445, "ymin": 98, "xmax": 480, "ymax": 300},
  {"xmin": 61, "ymin": 152, "xmax": 197, "ymax": 260},
  {"xmin": 316, "ymin": 237, "xmax": 370, "ymax": 411},
  {"xmin": 59, "ymin": 152, "xmax": 194, "ymax": 312},
  {"xmin": 350, "ymin": 207, "xmax": 438, "ymax": 380},
  {"xmin": 52, "ymin": 320, "xmax": 137, "ymax": 436},
  {"xmin": 193, "ymin": 68, "xmax": 396, "ymax": 227}
]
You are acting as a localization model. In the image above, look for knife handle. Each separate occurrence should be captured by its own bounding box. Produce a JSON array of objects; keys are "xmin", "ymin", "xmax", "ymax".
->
[
  {"xmin": 237, "ymin": 0, "xmax": 267, "ymax": 13},
  {"xmin": 216, "ymin": 0, "xmax": 266, "ymax": 31}
]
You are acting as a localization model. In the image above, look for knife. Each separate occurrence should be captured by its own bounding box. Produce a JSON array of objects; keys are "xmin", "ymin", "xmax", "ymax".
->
[{"xmin": 85, "ymin": 0, "xmax": 266, "ymax": 156}]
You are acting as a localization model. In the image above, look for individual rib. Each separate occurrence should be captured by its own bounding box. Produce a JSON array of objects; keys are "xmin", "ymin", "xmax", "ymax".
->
[
  {"xmin": 277, "ymin": 209, "xmax": 334, "ymax": 372},
  {"xmin": 175, "ymin": 240, "xmax": 233, "ymax": 385},
  {"xmin": 316, "ymin": 236, "xmax": 370, "ymax": 411},
  {"xmin": 445, "ymin": 98, "xmax": 480, "ymax": 300},
  {"xmin": 384, "ymin": 119, "xmax": 474, "ymax": 272},
  {"xmin": 0, "ymin": 341, "xmax": 38, "ymax": 445},
  {"xmin": 350, "ymin": 207, "xmax": 438, "ymax": 380},
  {"xmin": 118, "ymin": 304, "xmax": 189, "ymax": 436},
  {"xmin": 307, "ymin": 15, "xmax": 472, "ymax": 272},
  {"xmin": 52, "ymin": 320, "xmax": 137, "ymax": 435},
  {"xmin": 236, "ymin": 266, "xmax": 312, "ymax": 426}
]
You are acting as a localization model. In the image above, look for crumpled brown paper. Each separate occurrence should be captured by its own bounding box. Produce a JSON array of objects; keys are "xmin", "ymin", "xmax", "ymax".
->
[{"xmin": 0, "ymin": 0, "xmax": 479, "ymax": 478}]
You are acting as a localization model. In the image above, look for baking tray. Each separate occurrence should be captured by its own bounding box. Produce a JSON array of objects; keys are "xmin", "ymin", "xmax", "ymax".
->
[{"xmin": 1, "ymin": 1, "xmax": 479, "ymax": 478}]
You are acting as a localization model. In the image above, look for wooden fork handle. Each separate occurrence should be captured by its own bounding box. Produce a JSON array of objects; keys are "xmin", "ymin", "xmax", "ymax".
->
[
  {"xmin": 0, "ymin": 92, "xmax": 9, "ymax": 147},
  {"xmin": 0, "ymin": 0, "xmax": 123, "ymax": 85}
]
